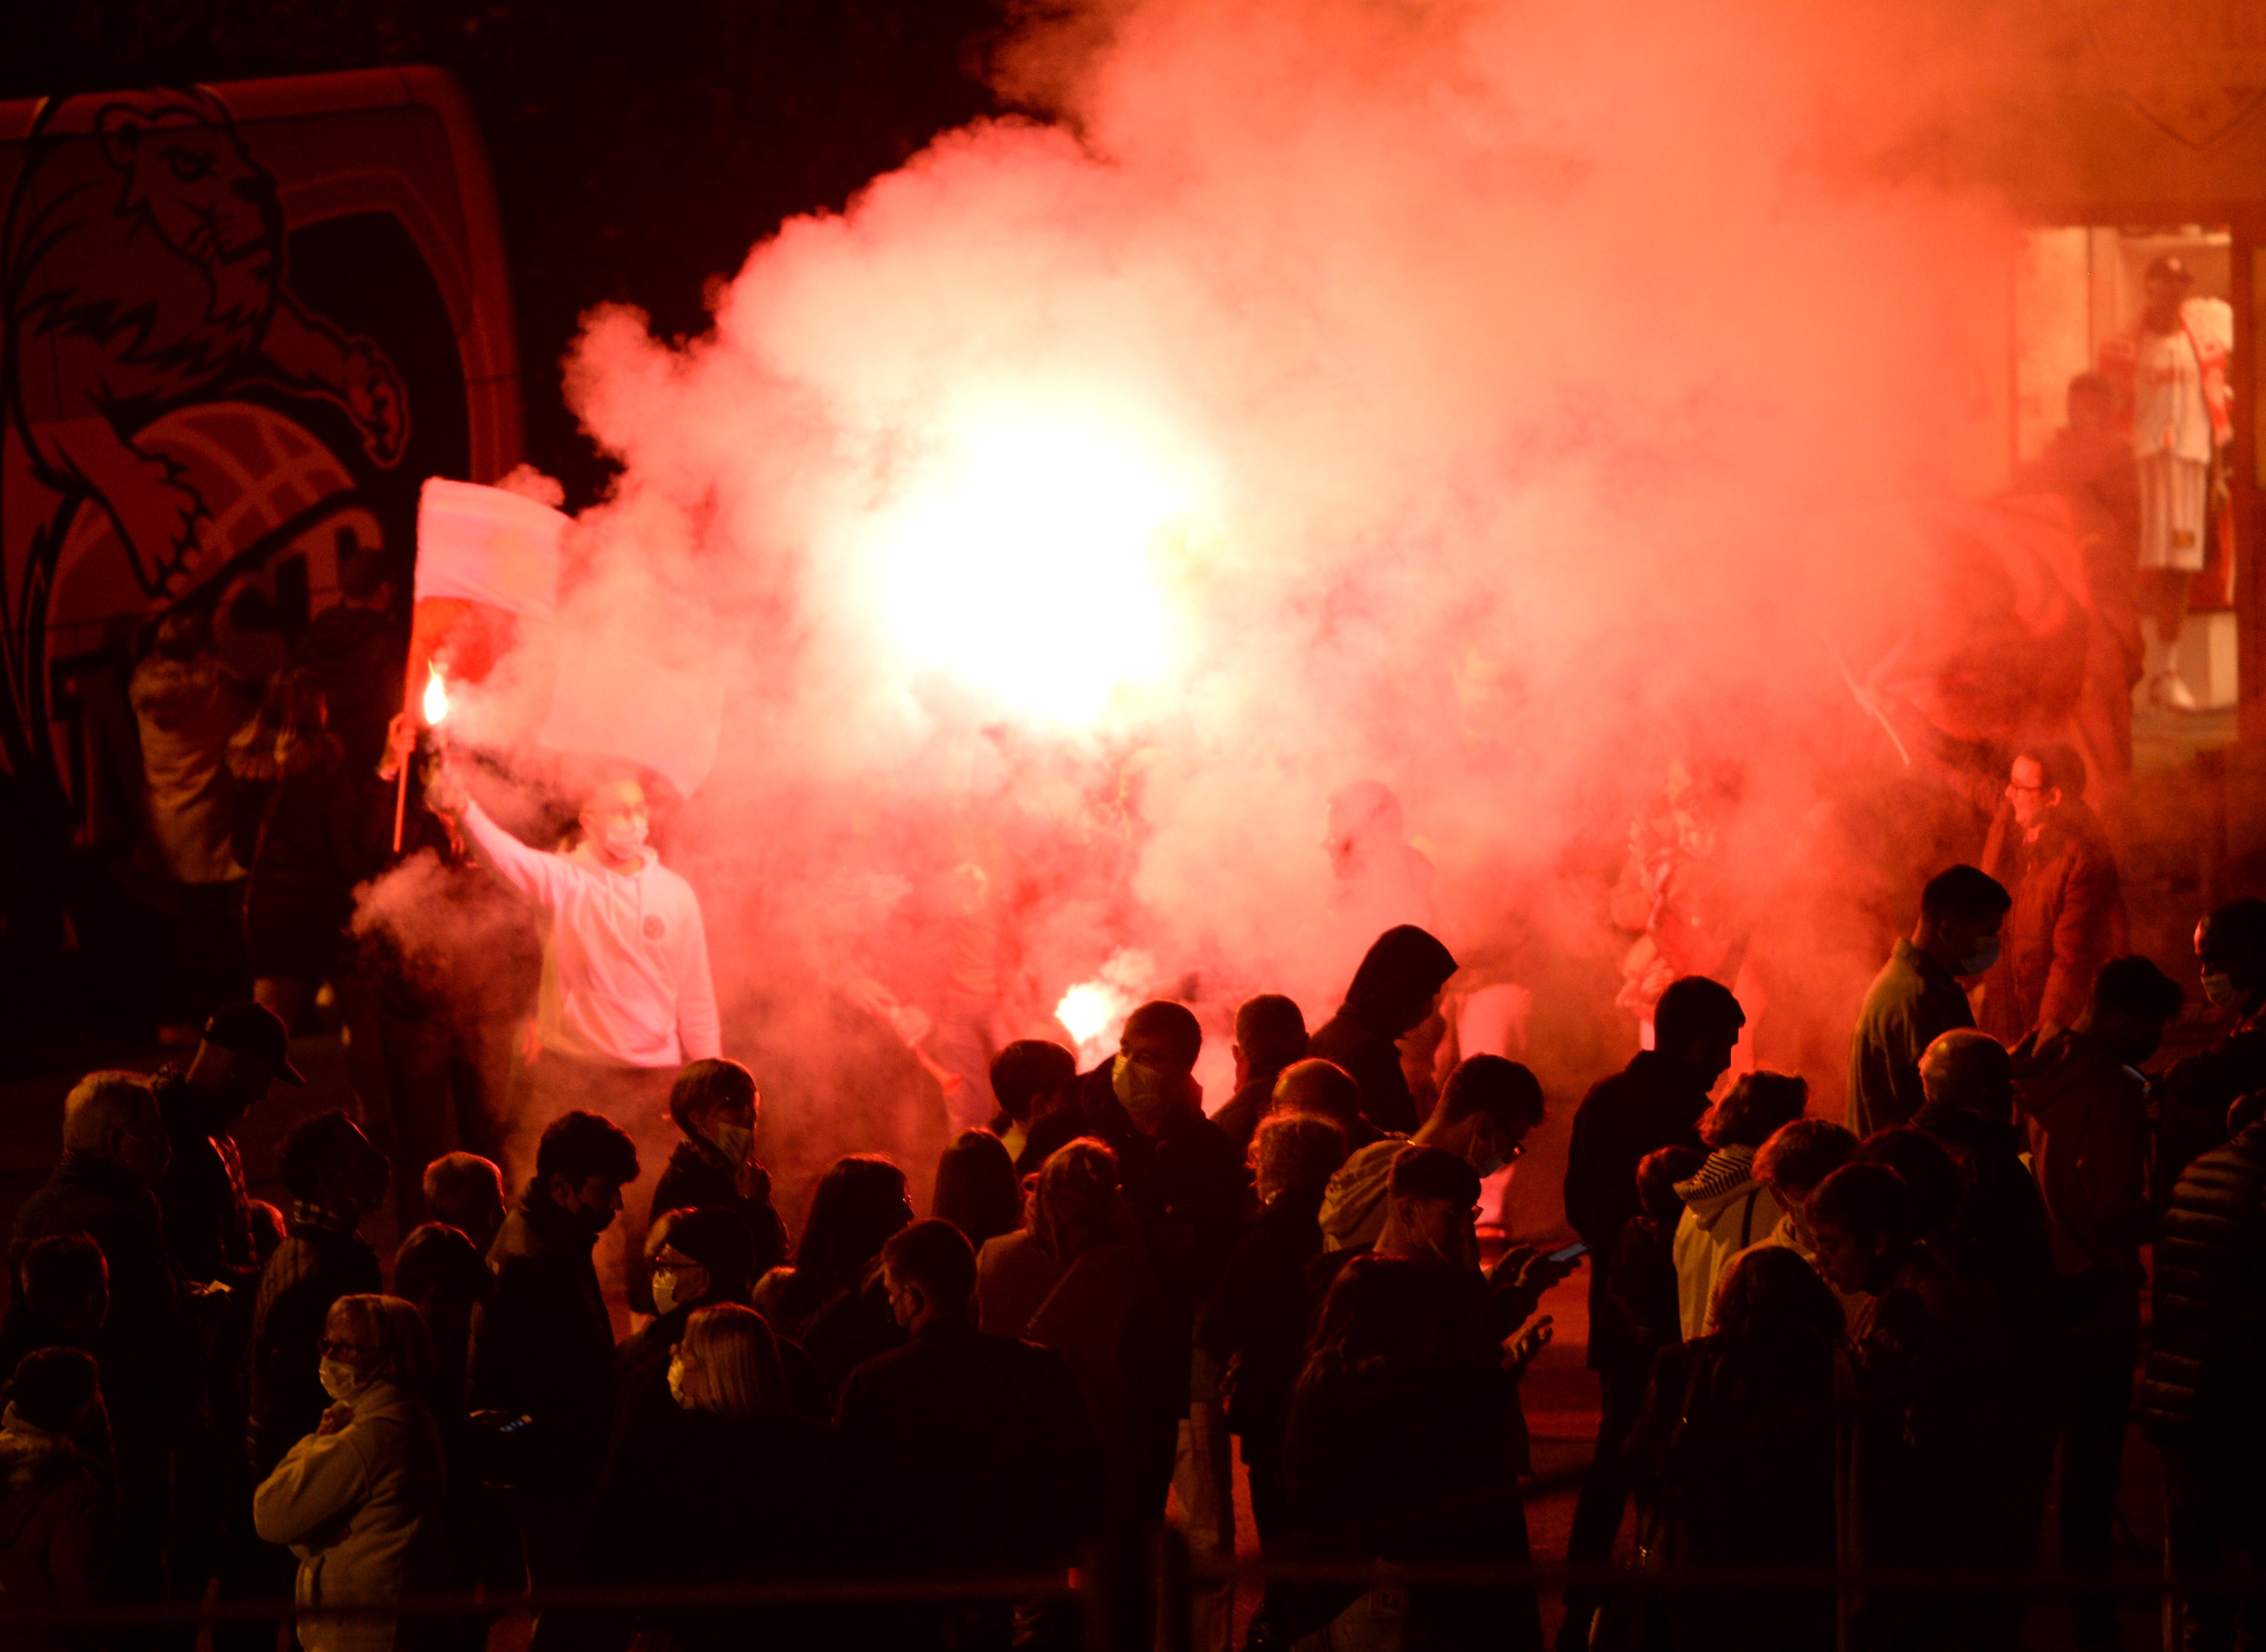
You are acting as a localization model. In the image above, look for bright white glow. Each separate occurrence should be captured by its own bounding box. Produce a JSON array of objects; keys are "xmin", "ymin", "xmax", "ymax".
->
[
  {"xmin": 870, "ymin": 404, "xmax": 1195, "ymax": 725},
  {"xmin": 1056, "ymin": 982, "xmax": 1120, "ymax": 1052},
  {"xmin": 423, "ymin": 666, "xmax": 449, "ymax": 725}
]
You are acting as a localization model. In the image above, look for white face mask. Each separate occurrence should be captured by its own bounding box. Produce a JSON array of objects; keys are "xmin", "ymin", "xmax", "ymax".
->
[
  {"xmin": 651, "ymin": 1271, "xmax": 681, "ymax": 1318},
  {"xmin": 2204, "ymin": 971, "xmax": 2245, "ymax": 1010},
  {"xmin": 597, "ymin": 818, "xmax": 647, "ymax": 861},
  {"xmin": 705, "ymin": 1122, "xmax": 755, "ymax": 1167},
  {"xmin": 1961, "ymin": 935, "xmax": 2003, "ymax": 976},
  {"xmin": 1112, "ymin": 1053, "xmax": 1184, "ymax": 1127},
  {"xmin": 319, "ymin": 1358, "xmax": 368, "ymax": 1405}
]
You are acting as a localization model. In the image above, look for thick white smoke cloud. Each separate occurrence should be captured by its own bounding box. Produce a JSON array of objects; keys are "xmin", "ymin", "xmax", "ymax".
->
[{"xmin": 462, "ymin": 0, "xmax": 2057, "ymax": 1204}]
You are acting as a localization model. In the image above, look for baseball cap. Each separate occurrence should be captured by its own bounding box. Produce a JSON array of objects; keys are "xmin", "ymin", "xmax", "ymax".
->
[{"xmin": 202, "ymin": 1002, "xmax": 307, "ymax": 1086}]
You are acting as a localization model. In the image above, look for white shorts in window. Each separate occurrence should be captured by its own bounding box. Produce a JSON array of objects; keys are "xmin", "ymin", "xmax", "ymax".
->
[{"xmin": 2138, "ymin": 451, "xmax": 2209, "ymax": 572}]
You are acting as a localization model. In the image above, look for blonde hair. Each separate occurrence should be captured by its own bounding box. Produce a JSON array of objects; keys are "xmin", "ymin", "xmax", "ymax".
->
[
  {"xmin": 328, "ymin": 1294, "xmax": 434, "ymax": 1391},
  {"xmin": 679, "ymin": 1304, "xmax": 787, "ymax": 1422}
]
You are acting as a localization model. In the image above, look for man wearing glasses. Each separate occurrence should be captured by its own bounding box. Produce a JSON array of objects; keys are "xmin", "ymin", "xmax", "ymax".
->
[{"xmin": 1978, "ymin": 745, "xmax": 2127, "ymax": 1047}]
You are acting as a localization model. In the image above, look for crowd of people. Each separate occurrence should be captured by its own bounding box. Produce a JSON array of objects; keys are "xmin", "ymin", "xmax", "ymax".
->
[{"xmin": 13, "ymin": 722, "xmax": 2266, "ymax": 1652}]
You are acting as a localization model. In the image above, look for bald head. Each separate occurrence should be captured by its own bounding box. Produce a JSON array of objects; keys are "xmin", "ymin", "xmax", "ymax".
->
[
  {"xmin": 61, "ymin": 1072, "xmax": 168, "ymax": 1184},
  {"xmin": 1272, "ymin": 1058, "xmax": 1362, "ymax": 1128},
  {"xmin": 1919, "ymin": 1030, "xmax": 2013, "ymax": 1123}
]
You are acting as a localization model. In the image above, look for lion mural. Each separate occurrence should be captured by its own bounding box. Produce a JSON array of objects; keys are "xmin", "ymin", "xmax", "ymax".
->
[{"xmin": 0, "ymin": 84, "xmax": 407, "ymax": 802}]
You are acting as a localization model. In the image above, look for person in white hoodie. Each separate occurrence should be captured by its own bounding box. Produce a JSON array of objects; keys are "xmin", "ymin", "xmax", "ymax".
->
[
  {"xmin": 253, "ymin": 1294, "xmax": 446, "ymax": 1652},
  {"xmin": 1671, "ymin": 1072, "xmax": 1809, "ymax": 1339},
  {"xmin": 428, "ymin": 760, "xmax": 720, "ymax": 1126}
]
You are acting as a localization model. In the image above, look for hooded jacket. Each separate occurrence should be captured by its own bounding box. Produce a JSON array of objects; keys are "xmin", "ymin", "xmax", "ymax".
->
[
  {"xmin": 1671, "ymin": 1145, "xmax": 1783, "ymax": 1339},
  {"xmin": 252, "ymin": 1379, "xmax": 446, "ymax": 1652},
  {"xmin": 1316, "ymin": 1137, "xmax": 1407, "ymax": 1253},
  {"xmin": 1307, "ymin": 926, "xmax": 1457, "ymax": 1135},
  {"xmin": 458, "ymin": 798, "xmax": 719, "ymax": 1069}
]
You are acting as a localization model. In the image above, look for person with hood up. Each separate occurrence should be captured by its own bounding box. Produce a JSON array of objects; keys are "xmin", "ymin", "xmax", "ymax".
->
[
  {"xmin": 1306, "ymin": 926, "xmax": 1458, "ymax": 1136},
  {"xmin": 253, "ymin": 1294, "xmax": 446, "ymax": 1652},
  {"xmin": 2014, "ymin": 957, "xmax": 2183, "ymax": 1649},
  {"xmin": 0, "ymin": 1347, "xmax": 107, "ymax": 1652},
  {"xmin": 1671, "ymin": 1072, "xmax": 1807, "ymax": 1338}
]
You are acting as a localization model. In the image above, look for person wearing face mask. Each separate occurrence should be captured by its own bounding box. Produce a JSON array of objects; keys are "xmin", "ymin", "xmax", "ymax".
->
[
  {"xmin": 2014, "ymin": 957, "xmax": 2184, "ymax": 1650},
  {"xmin": 646, "ymin": 1060, "xmax": 787, "ymax": 1285},
  {"xmin": 10, "ymin": 1072, "xmax": 191, "ymax": 1616},
  {"xmin": 2154, "ymin": 897, "xmax": 2266, "ymax": 1207},
  {"xmin": 426, "ymin": 757, "xmax": 719, "ymax": 1151},
  {"xmin": 1975, "ymin": 745, "xmax": 2127, "ymax": 1047},
  {"xmin": 1847, "ymin": 863, "xmax": 2011, "ymax": 1136},
  {"xmin": 1284, "ymin": 1145, "xmax": 1552, "ymax": 1652},
  {"xmin": 253, "ymin": 1294, "xmax": 446, "ymax": 1652},
  {"xmin": 468, "ymin": 1109, "xmax": 639, "ymax": 1589},
  {"xmin": 607, "ymin": 1207, "xmax": 758, "ymax": 1454}
]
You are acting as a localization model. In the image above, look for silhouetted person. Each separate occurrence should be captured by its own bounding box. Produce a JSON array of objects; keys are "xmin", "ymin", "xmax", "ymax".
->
[
  {"xmin": 839, "ymin": 1220, "xmax": 1103, "ymax": 1651},
  {"xmin": 580, "ymin": 1305, "xmax": 848, "ymax": 1652},
  {"xmin": 1809, "ymin": 1159, "xmax": 2007, "ymax": 1648},
  {"xmin": 1848, "ymin": 864, "xmax": 2010, "ymax": 1135},
  {"xmin": 1978, "ymin": 744, "xmax": 2127, "ymax": 1044},
  {"xmin": 2016, "ymin": 955, "xmax": 2183, "ymax": 1648},
  {"xmin": 1211, "ymin": 994, "xmax": 1309, "ymax": 1154},
  {"xmin": 1273, "ymin": 1057, "xmax": 1382, "ymax": 1163},
  {"xmin": 988, "ymin": 1040, "xmax": 1085, "ymax": 1176},
  {"xmin": 9, "ymin": 1072, "xmax": 188, "ymax": 1611},
  {"xmin": 246, "ymin": 1111, "xmax": 390, "ymax": 1478},
  {"xmin": 0, "ymin": 1347, "xmax": 108, "ymax": 1651},
  {"xmin": 932, "ymin": 1129, "xmax": 1022, "ymax": 1251},
  {"xmin": 2139, "ymin": 1085, "xmax": 2266, "ymax": 1652},
  {"xmin": 1284, "ymin": 1146, "xmax": 1548, "ymax": 1652},
  {"xmin": 647, "ymin": 1058, "xmax": 787, "ymax": 1281},
  {"xmin": 751, "ymin": 1155, "xmax": 913, "ymax": 1401},
  {"xmin": 1558, "ymin": 1143, "xmax": 1701, "ymax": 1651},
  {"xmin": 1624, "ymin": 1246, "xmax": 1845, "ymax": 1652},
  {"xmin": 0, "ymin": 1238, "xmax": 114, "ymax": 1480},
  {"xmin": 2155, "ymin": 896, "xmax": 2266, "ymax": 1209},
  {"xmin": 1320, "ymin": 1053, "xmax": 1545, "ymax": 1252},
  {"xmin": 1562, "ymin": 971, "xmax": 1744, "ymax": 1614},
  {"xmin": 1196, "ymin": 1112, "xmax": 1346, "ymax": 1646},
  {"xmin": 469, "ymin": 1109, "xmax": 640, "ymax": 1589},
  {"xmin": 1307, "ymin": 926, "xmax": 1458, "ymax": 1135}
]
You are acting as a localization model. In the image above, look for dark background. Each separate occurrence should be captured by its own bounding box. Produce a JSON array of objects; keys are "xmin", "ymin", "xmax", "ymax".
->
[{"xmin": 1, "ymin": 0, "xmax": 1010, "ymax": 509}]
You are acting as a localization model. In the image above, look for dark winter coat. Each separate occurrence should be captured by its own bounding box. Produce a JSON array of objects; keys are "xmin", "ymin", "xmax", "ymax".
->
[
  {"xmin": 2152, "ymin": 1000, "xmax": 2266, "ymax": 1220},
  {"xmin": 647, "ymin": 1139, "xmax": 788, "ymax": 1279},
  {"xmin": 1563, "ymin": 1050, "xmax": 1713, "ymax": 1371},
  {"xmin": 836, "ymin": 1318, "xmax": 1103, "ymax": 1573},
  {"xmin": 392, "ymin": 1223, "xmax": 492, "ymax": 1421},
  {"xmin": 1912, "ymin": 1101, "xmax": 2062, "ymax": 1393},
  {"xmin": 244, "ymin": 1211, "xmax": 381, "ymax": 1476},
  {"xmin": 1075, "ymin": 1075, "xmax": 1251, "ymax": 1335},
  {"xmin": 468, "ymin": 1187, "xmax": 617, "ymax": 1496},
  {"xmin": 2137, "ymin": 1120, "xmax": 2266, "ymax": 1452},
  {"xmin": 149, "ymin": 1069, "xmax": 260, "ymax": 1293},
  {"xmin": 1196, "ymin": 1187, "xmax": 1327, "ymax": 1462}
]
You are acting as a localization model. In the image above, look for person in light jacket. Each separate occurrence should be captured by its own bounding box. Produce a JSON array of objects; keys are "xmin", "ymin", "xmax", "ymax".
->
[
  {"xmin": 254, "ymin": 1294, "xmax": 446, "ymax": 1652},
  {"xmin": 1671, "ymin": 1072, "xmax": 1808, "ymax": 1338}
]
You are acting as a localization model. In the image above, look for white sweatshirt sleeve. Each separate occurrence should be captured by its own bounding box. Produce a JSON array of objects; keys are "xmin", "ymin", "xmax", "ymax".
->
[
  {"xmin": 459, "ymin": 798, "xmax": 572, "ymax": 912},
  {"xmin": 675, "ymin": 890, "xmax": 722, "ymax": 1061},
  {"xmin": 253, "ymin": 1424, "xmax": 372, "ymax": 1549}
]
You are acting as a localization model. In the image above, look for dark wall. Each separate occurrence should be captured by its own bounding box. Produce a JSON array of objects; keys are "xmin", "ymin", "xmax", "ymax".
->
[{"xmin": 0, "ymin": 0, "xmax": 1005, "ymax": 508}]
